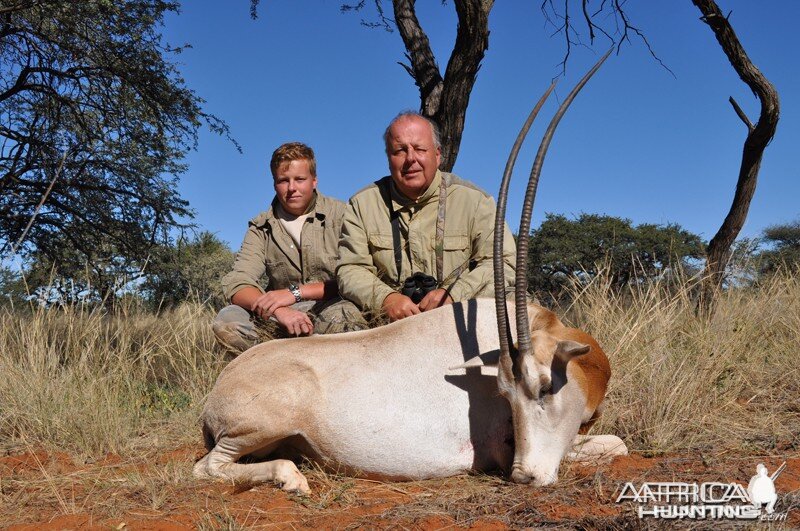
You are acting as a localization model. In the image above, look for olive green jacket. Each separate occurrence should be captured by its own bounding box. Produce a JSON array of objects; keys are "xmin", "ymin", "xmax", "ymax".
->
[
  {"xmin": 336, "ymin": 170, "xmax": 516, "ymax": 311},
  {"xmin": 221, "ymin": 192, "xmax": 346, "ymax": 301}
]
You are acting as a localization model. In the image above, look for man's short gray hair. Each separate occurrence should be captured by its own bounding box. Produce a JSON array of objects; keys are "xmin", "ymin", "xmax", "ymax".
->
[{"xmin": 383, "ymin": 111, "xmax": 441, "ymax": 154}]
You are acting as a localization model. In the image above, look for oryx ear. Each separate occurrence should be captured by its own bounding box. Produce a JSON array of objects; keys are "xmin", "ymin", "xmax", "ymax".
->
[{"xmin": 556, "ymin": 340, "xmax": 590, "ymax": 361}]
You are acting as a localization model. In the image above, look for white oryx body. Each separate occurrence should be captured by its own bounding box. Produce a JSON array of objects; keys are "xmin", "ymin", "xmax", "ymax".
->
[{"xmin": 195, "ymin": 299, "xmax": 625, "ymax": 492}]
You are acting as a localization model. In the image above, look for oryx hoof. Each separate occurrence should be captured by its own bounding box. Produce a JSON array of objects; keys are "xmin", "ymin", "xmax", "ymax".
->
[{"xmin": 274, "ymin": 460, "xmax": 311, "ymax": 495}]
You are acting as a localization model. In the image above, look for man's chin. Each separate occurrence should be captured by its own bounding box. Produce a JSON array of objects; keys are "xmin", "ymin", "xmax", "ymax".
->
[
  {"xmin": 281, "ymin": 199, "xmax": 306, "ymax": 214},
  {"xmin": 395, "ymin": 177, "xmax": 429, "ymax": 199}
]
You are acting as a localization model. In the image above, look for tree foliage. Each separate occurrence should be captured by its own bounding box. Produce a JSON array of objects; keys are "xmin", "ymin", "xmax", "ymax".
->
[
  {"xmin": 527, "ymin": 213, "xmax": 705, "ymax": 299},
  {"xmin": 0, "ymin": 0, "xmax": 230, "ymax": 275},
  {"xmin": 140, "ymin": 231, "xmax": 233, "ymax": 309},
  {"xmin": 0, "ymin": 264, "xmax": 28, "ymax": 307},
  {"xmin": 3, "ymin": 231, "xmax": 233, "ymax": 308},
  {"xmin": 18, "ymin": 232, "xmax": 152, "ymax": 305},
  {"xmin": 759, "ymin": 220, "xmax": 800, "ymax": 274}
]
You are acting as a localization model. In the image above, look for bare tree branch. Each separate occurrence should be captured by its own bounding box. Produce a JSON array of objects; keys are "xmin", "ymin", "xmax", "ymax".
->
[
  {"xmin": 541, "ymin": 0, "xmax": 673, "ymax": 78},
  {"xmin": 341, "ymin": 0, "xmax": 394, "ymax": 31},
  {"xmin": 392, "ymin": 0, "xmax": 444, "ymax": 115},
  {"xmin": 694, "ymin": 0, "xmax": 780, "ymax": 314},
  {"xmin": 614, "ymin": 0, "xmax": 675, "ymax": 77},
  {"xmin": 728, "ymin": 96, "xmax": 753, "ymax": 132},
  {"xmin": 6, "ymin": 148, "xmax": 69, "ymax": 259}
]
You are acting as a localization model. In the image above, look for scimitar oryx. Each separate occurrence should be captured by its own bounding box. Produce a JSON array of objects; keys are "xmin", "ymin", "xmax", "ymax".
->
[{"xmin": 194, "ymin": 50, "xmax": 628, "ymax": 494}]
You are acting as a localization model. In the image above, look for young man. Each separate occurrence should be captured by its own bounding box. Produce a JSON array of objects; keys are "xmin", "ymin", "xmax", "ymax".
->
[{"xmin": 213, "ymin": 142, "xmax": 366, "ymax": 353}]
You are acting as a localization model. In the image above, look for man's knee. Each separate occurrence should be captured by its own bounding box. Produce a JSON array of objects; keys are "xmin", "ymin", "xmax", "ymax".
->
[
  {"xmin": 313, "ymin": 299, "xmax": 368, "ymax": 334},
  {"xmin": 212, "ymin": 305, "xmax": 257, "ymax": 354}
]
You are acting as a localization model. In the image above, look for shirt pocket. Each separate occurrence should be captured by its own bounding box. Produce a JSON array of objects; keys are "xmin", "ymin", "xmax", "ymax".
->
[
  {"xmin": 368, "ymin": 233, "xmax": 398, "ymax": 279},
  {"xmin": 265, "ymin": 259, "xmax": 290, "ymax": 290},
  {"xmin": 318, "ymin": 224, "xmax": 339, "ymax": 280},
  {"xmin": 442, "ymin": 233, "xmax": 470, "ymax": 276},
  {"xmin": 443, "ymin": 233, "xmax": 469, "ymax": 251}
]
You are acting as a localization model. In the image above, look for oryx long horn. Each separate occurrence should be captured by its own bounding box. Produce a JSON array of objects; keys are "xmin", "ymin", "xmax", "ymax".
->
[
  {"xmin": 515, "ymin": 48, "xmax": 613, "ymax": 360},
  {"xmin": 494, "ymin": 82, "xmax": 556, "ymax": 377}
]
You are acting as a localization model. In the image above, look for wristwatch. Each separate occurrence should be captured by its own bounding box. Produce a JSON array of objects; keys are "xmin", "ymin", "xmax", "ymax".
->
[{"xmin": 288, "ymin": 283, "xmax": 302, "ymax": 303}]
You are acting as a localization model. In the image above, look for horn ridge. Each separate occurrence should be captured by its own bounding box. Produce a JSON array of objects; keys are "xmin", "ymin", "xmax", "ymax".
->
[
  {"xmin": 515, "ymin": 48, "xmax": 613, "ymax": 359},
  {"xmin": 494, "ymin": 82, "xmax": 556, "ymax": 379}
]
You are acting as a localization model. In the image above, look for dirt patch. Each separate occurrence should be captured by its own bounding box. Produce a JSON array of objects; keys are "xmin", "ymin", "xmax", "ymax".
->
[
  {"xmin": 0, "ymin": 450, "xmax": 79, "ymax": 477},
  {"xmin": 2, "ymin": 446, "xmax": 799, "ymax": 529}
]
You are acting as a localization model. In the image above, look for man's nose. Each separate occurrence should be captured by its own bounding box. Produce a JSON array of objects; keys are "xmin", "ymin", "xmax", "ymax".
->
[
  {"xmin": 287, "ymin": 180, "xmax": 296, "ymax": 192},
  {"xmin": 405, "ymin": 148, "xmax": 418, "ymax": 164}
]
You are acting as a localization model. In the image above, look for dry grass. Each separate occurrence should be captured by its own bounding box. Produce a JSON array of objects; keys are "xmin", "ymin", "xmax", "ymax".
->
[
  {"xmin": 1, "ymin": 273, "xmax": 798, "ymax": 460},
  {"xmin": 564, "ymin": 271, "xmax": 800, "ymax": 455},
  {"xmin": 0, "ymin": 273, "xmax": 799, "ymax": 528},
  {"xmin": 0, "ymin": 300, "xmax": 225, "ymax": 457}
]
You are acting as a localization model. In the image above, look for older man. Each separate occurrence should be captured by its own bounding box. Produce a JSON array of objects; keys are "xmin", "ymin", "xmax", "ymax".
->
[
  {"xmin": 337, "ymin": 112, "xmax": 516, "ymax": 321},
  {"xmin": 214, "ymin": 142, "xmax": 366, "ymax": 353}
]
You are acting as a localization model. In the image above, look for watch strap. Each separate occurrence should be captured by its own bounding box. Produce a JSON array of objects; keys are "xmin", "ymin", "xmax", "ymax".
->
[{"xmin": 288, "ymin": 284, "xmax": 302, "ymax": 303}]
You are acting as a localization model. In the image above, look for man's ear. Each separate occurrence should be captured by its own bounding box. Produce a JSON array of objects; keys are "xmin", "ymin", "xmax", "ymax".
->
[{"xmin": 435, "ymin": 146, "xmax": 442, "ymax": 168}]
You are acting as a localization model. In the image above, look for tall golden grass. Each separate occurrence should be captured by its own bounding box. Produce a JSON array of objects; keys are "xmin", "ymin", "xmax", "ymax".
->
[
  {"xmin": 0, "ymin": 272, "xmax": 797, "ymax": 459},
  {"xmin": 0, "ymin": 300, "xmax": 225, "ymax": 457},
  {"xmin": 566, "ymin": 271, "xmax": 800, "ymax": 455}
]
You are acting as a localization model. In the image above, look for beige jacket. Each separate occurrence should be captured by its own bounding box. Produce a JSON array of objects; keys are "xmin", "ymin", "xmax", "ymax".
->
[
  {"xmin": 337, "ymin": 170, "xmax": 516, "ymax": 311},
  {"xmin": 222, "ymin": 192, "xmax": 346, "ymax": 301}
]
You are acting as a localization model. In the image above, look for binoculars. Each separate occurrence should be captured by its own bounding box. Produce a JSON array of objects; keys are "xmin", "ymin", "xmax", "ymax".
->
[{"xmin": 401, "ymin": 272, "xmax": 438, "ymax": 304}]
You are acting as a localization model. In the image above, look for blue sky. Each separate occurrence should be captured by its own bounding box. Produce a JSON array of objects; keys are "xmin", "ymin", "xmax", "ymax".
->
[{"xmin": 162, "ymin": 1, "xmax": 799, "ymax": 250}]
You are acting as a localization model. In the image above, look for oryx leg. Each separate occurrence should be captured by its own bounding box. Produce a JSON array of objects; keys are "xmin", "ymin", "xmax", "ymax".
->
[
  {"xmin": 566, "ymin": 434, "xmax": 628, "ymax": 464},
  {"xmin": 193, "ymin": 436, "xmax": 310, "ymax": 494}
]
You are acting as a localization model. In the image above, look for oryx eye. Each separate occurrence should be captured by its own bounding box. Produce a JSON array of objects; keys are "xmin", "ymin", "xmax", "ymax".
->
[
  {"xmin": 538, "ymin": 375, "xmax": 552, "ymax": 396},
  {"xmin": 537, "ymin": 379, "xmax": 552, "ymax": 406}
]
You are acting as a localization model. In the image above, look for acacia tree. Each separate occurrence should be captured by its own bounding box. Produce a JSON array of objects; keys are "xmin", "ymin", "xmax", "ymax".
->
[
  {"xmin": 140, "ymin": 231, "xmax": 234, "ymax": 310},
  {"xmin": 527, "ymin": 213, "xmax": 704, "ymax": 300},
  {"xmin": 758, "ymin": 220, "xmax": 800, "ymax": 275},
  {"xmin": 250, "ymin": 0, "xmax": 653, "ymax": 171},
  {"xmin": 367, "ymin": 0, "xmax": 492, "ymax": 172},
  {"xmin": 0, "ymin": 0, "xmax": 231, "ymax": 294},
  {"xmin": 691, "ymin": 0, "xmax": 780, "ymax": 313}
]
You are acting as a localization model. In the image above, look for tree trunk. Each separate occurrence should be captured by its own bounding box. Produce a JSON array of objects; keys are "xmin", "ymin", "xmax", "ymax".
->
[
  {"xmin": 392, "ymin": 0, "xmax": 493, "ymax": 171},
  {"xmin": 692, "ymin": 0, "xmax": 780, "ymax": 315}
]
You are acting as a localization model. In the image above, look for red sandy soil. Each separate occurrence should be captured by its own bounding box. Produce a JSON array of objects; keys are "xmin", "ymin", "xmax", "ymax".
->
[{"xmin": 1, "ymin": 446, "xmax": 798, "ymax": 529}]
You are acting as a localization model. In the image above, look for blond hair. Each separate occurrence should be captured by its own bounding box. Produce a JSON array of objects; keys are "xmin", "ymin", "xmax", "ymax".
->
[{"xmin": 270, "ymin": 142, "xmax": 316, "ymax": 178}]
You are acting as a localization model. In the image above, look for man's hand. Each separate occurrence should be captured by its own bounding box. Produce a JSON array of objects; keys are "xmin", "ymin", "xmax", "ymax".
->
[
  {"xmin": 382, "ymin": 292, "xmax": 420, "ymax": 321},
  {"xmin": 252, "ymin": 289, "xmax": 296, "ymax": 319},
  {"xmin": 273, "ymin": 307, "xmax": 313, "ymax": 336},
  {"xmin": 418, "ymin": 288, "xmax": 453, "ymax": 312}
]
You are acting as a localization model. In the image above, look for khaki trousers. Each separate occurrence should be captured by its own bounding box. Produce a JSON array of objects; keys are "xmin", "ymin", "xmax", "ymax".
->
[{"xmin": 212, "ymin": 297, "xmax": 368, "ymax": 354}]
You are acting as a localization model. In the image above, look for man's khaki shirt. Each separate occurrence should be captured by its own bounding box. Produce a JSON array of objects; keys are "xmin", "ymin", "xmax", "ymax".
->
[
  {"xmin": 222, "ymin": 192, "xmax": 346, "ymax": 301},
  {"xmin": 337, "ymin": 170, "xmax": 516, "ymax": 311}
]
